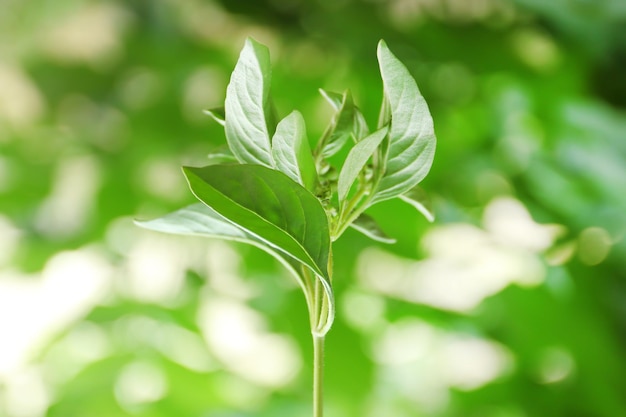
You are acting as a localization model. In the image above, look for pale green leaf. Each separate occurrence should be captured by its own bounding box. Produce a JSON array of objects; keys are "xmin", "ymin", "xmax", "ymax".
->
[
  {"xmin": 224, "ymin": 38, "xmax": 274, "ymax": 167},
  {"xmin": 206, "ymin": 145, "xmax": 237, "ymax": 165},
  {"xmin": 317, "ymin": 91, "xmax": 355, "ymax": 158},
  {"xmin": 272, "ymin": 111, "xmax": 317, "ymax": 191},
  {"xmin": 135, "ymin": 203, "xmax": 309, "ymax": 290},
  {"xmin": 320, "ymin": 88, "xmax": 370, "ymax": 139},
  {"xmin": 337, "ymin": 126, "xmax": 389, "ymax": 202},
  {"xmin": 183, "ymin": 164, "xmax": 331, "ymax": 279},
  {"xmin": 372, "ymin": 40, "xmax": 436, "ymax": 204},
  {"xmin": 399, "ymin": 185, "xmax": 435, "ymax": 222},
  {"xmin": 319, "ymin": 88, "xmax": 343, "ymax": 110},
  {"xmin": 135, "ymin": 203, "xmax": 246, "ymax": 239},
  {"xmin": 318, "ymin": 89, "xmax": 371, "ymax": 152},
  {"xmin": 354, "ymin": 108, "xmax": 371, "ymax": 141},
  {"xmin": 350, "ymin": 213, "xmax": 396, "ymax": 244}
]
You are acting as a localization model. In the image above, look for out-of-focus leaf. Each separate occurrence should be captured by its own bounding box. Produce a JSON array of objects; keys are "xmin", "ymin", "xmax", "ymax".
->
[
  {"xmin": 202, "ymin": 107, "xmax": 225, "ymax": 126},
  {"xmin": 320, "ymin": 88, "xmax": 370, "ymax": 141},
  {"xmin": 350, "ymin": 213, "xmax": 396, "ymax": 244},
  {"xmin": 206, "ymin": 146, "xmax": 237, "ymax": 165},
  {"xmin": 399, "ymin": 185, "xmax": 435, "ymax": 222},
  {"xmin": 319, "ymin": 88, "xmax": 343, "ymax": 110},
  {"xmin": 354, "ymin": 108, "xmax": 371, "ymax": 141},
  {"xmin": 317, "ymin": 91, "xmax": 355, "ymax": 158}
]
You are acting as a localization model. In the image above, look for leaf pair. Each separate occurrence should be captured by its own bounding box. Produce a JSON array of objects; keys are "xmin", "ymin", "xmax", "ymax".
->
[
  {"xmin": 223, "ymin": 39, "xmax": 317, "ymax": 192},
  {"xmin": 371, "ymin": 40, "xmax": 437, "ymax": 205},
  {"xmin": 335, "ymin": 41, "xmax": 437, "ymax": 209}
]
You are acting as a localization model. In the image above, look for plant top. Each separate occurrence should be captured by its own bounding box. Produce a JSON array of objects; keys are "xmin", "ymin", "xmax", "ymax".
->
[{"xmin": 136, "ymin": 37, "xmax": 436, "ymax": 336}]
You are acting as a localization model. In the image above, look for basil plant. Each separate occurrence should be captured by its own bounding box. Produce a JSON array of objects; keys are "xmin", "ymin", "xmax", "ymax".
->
[{"xmin": 136, "ymin": 38, "xmax": 436, "ymax": 417}]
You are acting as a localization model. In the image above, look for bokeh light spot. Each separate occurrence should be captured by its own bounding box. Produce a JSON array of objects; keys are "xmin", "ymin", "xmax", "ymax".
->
[
  {"xmin": 577, "ymin": 227, "xmax": 612, "ymax": 266},
  {"xmin": 198, "ymin": 298, "xmax": 301, "ymax": 388},
  {"xmin": 0, "ymin": 64, "xmax": 45, "ymax": 128},
  {"xmin": 4, "ymin": 366, "xmax": 49, "ymax": 417},
  {"xmin": 341, "ymin": 290, "xmax": 386, "ymax": 332},
  {"xmin": 114, "ymin": 361, "xmax": 168, "ymax": 409},
  {"xmin": 536, "ymin": 347, "xmax": 575, "ymax": 384}
]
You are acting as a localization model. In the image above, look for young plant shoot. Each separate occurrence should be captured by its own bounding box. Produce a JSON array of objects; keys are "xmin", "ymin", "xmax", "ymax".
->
[{"xmin": 136, "ymin": 38, "xmax": 436, "ymax": 417}]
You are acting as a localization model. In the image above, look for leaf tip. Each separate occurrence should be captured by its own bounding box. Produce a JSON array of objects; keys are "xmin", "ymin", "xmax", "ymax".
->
[
  {"xmin": 318, "ymin": 87, "xmax": 330, "ymax": 101},
  {"xmin": 377, "ymin": 39, "xmax": 389, "ymax": 57},
  {"xmin": 133, "ymin": 216, "xmax": 165, "ymax": 232},
  {"xmin": 181, "ymin": 165, "xmax": 200, "ymax": 181},
  {"xmin": 243, "ymin": 36, "xmax": 270, "ymax": 58},
  {"xmin": 132, "ymin": 218, "xmax": 147, "ymax": 228},
  {"xmin": 244, "ymin": 36, "xmax": 258, "ymax": 47},
  {"xmin": 288, "ymin": 109, "xmax": 304, "ymax": 120},
  {"xmin": 202, "ymin": 108, "xmax": 226, "ymax": 126}
]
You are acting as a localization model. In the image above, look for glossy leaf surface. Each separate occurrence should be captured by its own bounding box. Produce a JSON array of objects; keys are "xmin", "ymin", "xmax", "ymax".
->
[{"xmin": 183, "ymin": 164, "xmax": 331, "ymax": 279}]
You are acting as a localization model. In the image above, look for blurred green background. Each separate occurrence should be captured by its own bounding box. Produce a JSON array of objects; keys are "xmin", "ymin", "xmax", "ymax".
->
[{"xmin": 1, "ymin": 0, "xmax": 625, "ymax": 416}]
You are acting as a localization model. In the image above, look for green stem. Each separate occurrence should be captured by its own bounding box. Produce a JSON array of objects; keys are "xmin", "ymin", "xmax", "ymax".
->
[
  {"xmin": 332, "ymin": 193, "xmax": 367, "ymax": 241},
  {"xmin": 333, "ymin": 197, "xmax": 371, "ymax": 240},
  {"xmin": 304, "ymin": 253, "xmax": 332, "ymax": 416},
  {"xmin": 309, "ymin": 268, "xmax": 328, "ymax": 417},
  {"xmin": 313, "ymin": 333, "xmax": 325, "ymax": 417}
]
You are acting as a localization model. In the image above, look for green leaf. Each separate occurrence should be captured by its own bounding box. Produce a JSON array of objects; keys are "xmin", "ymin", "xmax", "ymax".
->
[
  {"xmin": 372, "ymin": 40, "xmax": 436, "ymax": 204},
  {"xmin": 206, "ymin": 145, "xmax": 237, "ymax": 165},
  {"xmin": 320, "ymin": 88, "xmax": 370, "ymax": 138},
  {"xmin": 319, "ymin": 88, "xmax": 343, "ymax": 110},
  {"xmin": 135, "ymin": 203, "xmax": 255, "ymax": 241},
  {"xmin": 399, "ymin": 185, "xmax": 435, "ymax": 222},
  {"xmin": 353, "ymin": 108, "xmax": 371, "ymax": 141},
  {"xmin": 134, "ymin": 203, "xmax": 308, "ymax": 288},
  {"xmin": 202, "ymin": 107, "xmax": 225, "ymax": 126},
  {"xmin": 318, "ymin": 89, "xmax": 371, "ymax": 154},
  {"xmin": 337, "ymin": 126, "xmax": 389, "ymax": 202},
  {"xmin": 317, "ymin": 91, "xmax": 356, "ymax": 159},
  {"xmin": 272, "ymin": 111, "xmax": 317, "ymax": 191},
  {"xmin": 136, "ymin": 199, "xmax": 335, "ymax": 336},
  {"xmin": 182, "ymin": 164, "xmax": 331, "ymax": 279},
  {"xmin": 224, "ymin": 38, "xmax": 274, "ymax": 167},
  {"xmin": 349, "ymin": 213, "xmax": 396, "ymax": 244}
]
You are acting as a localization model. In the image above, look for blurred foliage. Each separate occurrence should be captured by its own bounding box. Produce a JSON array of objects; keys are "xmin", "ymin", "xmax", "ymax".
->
[{"xmin": 1, "ymin": 0, "xmax": 625, "ymax": 416}]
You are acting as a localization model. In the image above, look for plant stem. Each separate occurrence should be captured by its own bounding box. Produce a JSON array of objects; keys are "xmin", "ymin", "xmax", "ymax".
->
[{"xmin": 313, "ymin": 333, "xmax": 325, "ymax": 417}]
